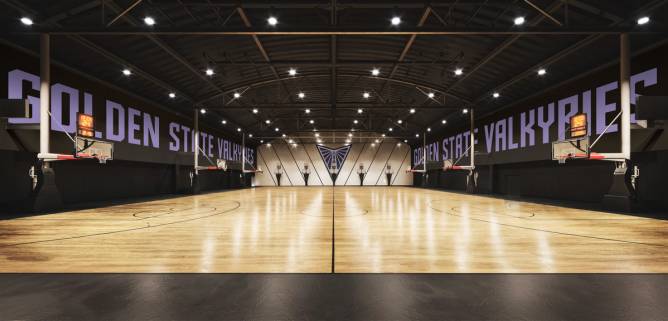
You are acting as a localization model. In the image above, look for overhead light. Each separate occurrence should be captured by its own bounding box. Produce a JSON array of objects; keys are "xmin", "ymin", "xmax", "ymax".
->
[
  {"xmin": 391, "ymin": 16, "xmax": 401, "ymax": 26},
  {"xmin": 205, "ymin": 68, "xmax": 214, "ymax": 76},
  {"xmin": 265, "ymin": 119, "xmax": 271, "ymax": 124},
  {"xmin": 493, "ymin": 92, "xmax": 500, "ymax": 98},
  {"xmin": 266, "ymin": 143, "xmax": 272, "ymax": 147},
  {"xmin": 375, "ymin": 139, "xmax": 380, "ymax": 143},
  {"xmin": 371, "ymin": 143, "xmax": 376, "ymax": 147},
  {"xmin": 275, "ymin": 127, "xmax": 280, "ymax": 132},
  {"xmin": 288, "ymin": 68, "xmax": 297, "ymax": 76},
  {"xmin": 442, "ymin": 119, "xmax": 447, "ymax": 124},
  {"xmin": 221, "ymin": 120, "xmax": 227, "ymax": 124},
  {"xmin": 363, "ymin": 92, "xmax": 370, "ymax": 99},
  {"xmin": 144, "ymin": 16, "xmax": 156, "ymax": 26},
  {"xmin": 345, "ymin": 139, "xmax": 351, "ymax": 143},
  {"xmin": 252, "ymin": 108, "xmax": 259, "ymax": 114},
  {"xmin": 237, "ymin": 128, "xmax": 242, "ymax": 132},
  {"xmin": 298, "ymin": 92, "xmax": 305, "ymax": 99},
  {"xmin": 397, "ymin": 119, "xmax": 403, "ymax": 124},
  {"xmin": 314, "ymin": 133, "xmax": 320, "ymax": 137},
  {"xmin": 371, "ymin": 68, "xmax": 380, "ymax": 76},
  {"xmin": 409, "ymin": 108, "xmax": 415, "ymax": 114},
  {"xmin": 404, "ymin": 139, "xmax": 408, "ymax": 143},
  {"xmin": 415, "ymin": 133, "xmax": 420, "ymax": 137},
  {"xmin": 514, "ymin": 16, "xmax": 525, "ymax": 25},
  {"xmin": 381, "ymin": 134, "xmax": 386, "ymax": 137},
  {"xmin": 428, "ymin": 92, "xmax": 435, "ymax": 98},
  {"xmin": 260, "ymin": 140, "xmax": 264, "ymax": 143},
  {"xmin": 122, "ymin": 69, "xmax": 132, "ymax": 76},
  {"xmin": 538, "ymin": 68, "xmax": 547, "ymax": 76},
  {"xmin": 427, "ymin": 127, "xmax": 431, "ymax": 132},
  {"xmin": 462, "ymin": 108, "xmax": 469, "ymax": 114},
  {"xmin": 282, "ymin": 134, "xmax": 287, "ymax": 138},
  {"xmin": 388, "ymin": 127, "xmax": 393, "ymax": 132},
  {"xmin": 397, "ymin": 142, "xmax": 402, "ymax": 147},
  {"xmin": 200, "ymin": 108, "xmax": 206, "ymax": 114},
  {"xmin": 353, "ymin": 119, "xmax": 359, "ymax": 124},
  {"xmin": 233, "ymin": 92, "xmax": 241, "ymax": 98},
  {"xmin": 317, "ymin": 139, "xmax": 322, "ymax": 143},
  {"xmin": 348, "ymin": 133, "xmax": 353, "ymax": 137},
  {"xmin": 168, "ymin": 92, "xmax": 176, "ymax": 98},
  {"xmin": 309, "ymin": 119, "xmax": 315, "ymax": 124},
  {"xmin": 267, "ymin": 16, "xmax": 278, "ymax": 26},
  {"xmin": 248, "ymin": 133, "xmax": 253, "ymax": 138},
  {"xmin": 637, "ymin": 16, "xmax": 650, "ymax": 25},
  {"xmin": 288, "ymin": 139, "xmax": 294, "ymax": 144},
  {"xmin": 305, "ymin": 109, "xmax": 311, "ymax": 114},
  {"xmin": 357, "ymin": 108, "xmax": 363, "ymax": 114},
  {"xmin": 20, "ymin": 17, "xmax": 33, "ymax": 26},
  {"xmin": 454, "ymin": 68, "xmax": 463, "ymax": 76}
]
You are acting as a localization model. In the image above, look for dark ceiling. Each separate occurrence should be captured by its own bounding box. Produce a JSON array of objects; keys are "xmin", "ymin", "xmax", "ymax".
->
[{"xmin": 0, "ymin": 0, "xmax": 667, "ymax": 145}]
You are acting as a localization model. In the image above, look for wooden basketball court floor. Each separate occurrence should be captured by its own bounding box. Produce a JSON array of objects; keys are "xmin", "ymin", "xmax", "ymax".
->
[{"xmin": 0, "ymin": 187, "xmax": 666, "ymax": 273}]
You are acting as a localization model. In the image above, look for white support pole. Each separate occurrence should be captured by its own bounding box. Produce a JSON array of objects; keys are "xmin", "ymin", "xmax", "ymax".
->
[
  {"xmin": 470, "ymin": 108, "xmax": 475, "ymax": 169},
  {"xmin": 194, "ymin": 108, "xmax": 199, "ymax": 174},
  {"xmin": 40, "ymin": 34, "xmax": 50, "ymax": 168},
  {"xmin": 242, "ymin": 133, "xmax": 246, "ymax": 172},
  {"xmin": 620, "ymin": 33, "xmax": 631, "ymax": 161}
]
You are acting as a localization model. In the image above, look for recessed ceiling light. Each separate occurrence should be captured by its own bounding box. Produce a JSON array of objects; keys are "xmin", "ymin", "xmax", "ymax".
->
[
  {"xmin": 363, "ymin": 92, "xmax": 370, "ymax": 99},
  {"xmin": 267, "ymin": 16, "xmax": 278, "ymax": 26},
  {"xmin": 205, "ymin": 68, "xmax": 214, "ymax": 76},
  {"xmin": 538, "ymin": 68, "xmax": 547, "ymax": 76},
  {"xmin": 493, "ymin": 92, "xmax": 500, "ymax": 98},
  {"xmin": 371, "ymin": 68, "xmax": 380, "ymax": 76},
  {"xmin": 288, "ymin": 68, "xmax": 297, "ymax": 76},
  {"xmin": 442, "ymin": 119, "xmax": 447, "ymax": 124},
  {"xmin": 233, "ymin": 92, "xmax": 241, "ymax": 98},
  {"xmin": 168, "ymin": 92, "xmax": 176, "ymax": 98},
  {"xmin": 144, "ymin": 16, "xmax": 155, "ymax": 26},
  {"xmin": 20, "ymin": 17, "xmax": 33, "ymax": 26},
  {"xmin": 122, "ymin": 69, "xmax": 131, "ymax": 76},
  {"xmin": 309, "ymin": 119, "xmax": 315, "ymax": 124},
  {"xmin": 428, "ymin": 92, "xmax": 435, "ymax": 98},
  {"xmin": 409, "ymin": 108, "xmax": 415, "ymax": 114},
  {"xmin": 357, "ymin": 108, "xmax": 363, "ymax": 114},
  {"xmin": 298, "ymin": 92, "xmax": 305, "ymax": 99},
  {"xmin": 252, "ymin": 108, "xmax": 259, "ymax": 114},
  {"xmin": 221, "ymin": 120, "xmax": 227, "ymax": 124},
  {"xmin": 637, "ymin": 16, "xmax": 650, "ymax": 25},
  {"xmin": 454, "ymin": 68, "xmax": 463, "ymax": 76},
  {"xmin": 391, "ymin": 16, "xmax": 401, "ymax": 26},
  {"xmin": 200, "ymin": 108, "xmax": 206, "ymax": 114},
  {"xmin": 514, "ymin": 16, "xmax": 525, "ymax": 25}
]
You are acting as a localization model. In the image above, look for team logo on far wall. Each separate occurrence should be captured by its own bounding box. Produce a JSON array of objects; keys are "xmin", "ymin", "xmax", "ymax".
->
[{"xmin": 316, "ymin": 145, "xmax": 352, "ymax": 170}]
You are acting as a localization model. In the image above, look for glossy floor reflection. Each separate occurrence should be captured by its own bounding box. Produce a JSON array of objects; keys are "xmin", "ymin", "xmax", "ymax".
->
[{"xmin": 0, "ymin": 187, "xmax": 667, "ymax": 272}]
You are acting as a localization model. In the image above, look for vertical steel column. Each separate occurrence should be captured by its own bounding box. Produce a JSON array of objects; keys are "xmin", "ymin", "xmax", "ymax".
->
[
  {"xmin": 620, "ymin": 33, "xmax": 631, "ymax": 161},
  {"xmin": 194, "ymin": 109, "xmax": 199, "ymax": 174},
  {"xmin": 242, "ymin": 133, "xmax": 246, "ymax": 172},
  {"xmin": 423, "ymin": 131, "xmax": 426, "ymax": 172},
  {"xmin": 470, "ymin": 108, "xmax": 475, "ymax": 168},
  {"xmin": 40, "ymin": 34, "xmax": 50, "ymax": 167}
]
